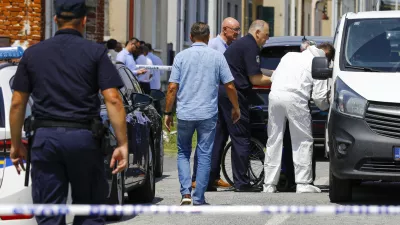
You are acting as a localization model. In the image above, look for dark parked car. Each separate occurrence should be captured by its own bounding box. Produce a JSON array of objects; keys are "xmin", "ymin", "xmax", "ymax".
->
[
  {"xmin": 100, "ymin": 88, "xmax": 157, "ymax": 221},
  {"xmin": 253, "ymin": 36, "xmax": 333, "ymax": 150},
  {"xmin": 114, "ymin": 63, "xmax": 165, "ymax": 178}
]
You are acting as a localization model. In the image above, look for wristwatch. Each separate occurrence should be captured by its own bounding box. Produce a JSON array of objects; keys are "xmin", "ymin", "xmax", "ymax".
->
[{"xmin": 164, "ymin": 111, "xmax": 173, "ymax": 116}]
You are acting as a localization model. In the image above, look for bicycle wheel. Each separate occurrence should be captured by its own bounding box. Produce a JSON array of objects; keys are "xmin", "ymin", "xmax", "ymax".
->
[{"xmin": 221, "ymin": 137, "xmax": 265, "ymax": 187}]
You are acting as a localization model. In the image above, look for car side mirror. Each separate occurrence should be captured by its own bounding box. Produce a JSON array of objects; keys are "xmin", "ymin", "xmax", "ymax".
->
[
  {"xmin": 312, "ymin": 57, "xmax": 332, "ymax": 80},
  {"xmin": 150, "ymin": 89, "xmax": 165, "ymax": 101},
  {"xmin": 130, "ymin": 93, "xmax": 153, "ymax": 109}
]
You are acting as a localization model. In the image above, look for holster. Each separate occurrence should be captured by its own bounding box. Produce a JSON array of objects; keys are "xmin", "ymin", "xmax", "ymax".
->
[
  {"xmin": 23, "ymin": 117, "xmax": 111, "ymax": 184},
  {"xmin": 23, "ymin": 116, "xmax": 34, "ymax": 187}
]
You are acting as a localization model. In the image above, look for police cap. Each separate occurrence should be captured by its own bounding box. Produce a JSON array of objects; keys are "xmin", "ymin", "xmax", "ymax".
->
[{"xmin": 55, "ymin": 0, "xmax": 87, "ymax": 19}]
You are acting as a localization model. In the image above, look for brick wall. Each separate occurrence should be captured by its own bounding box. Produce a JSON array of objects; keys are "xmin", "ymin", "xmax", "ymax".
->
[
  {"xmin": 0, "ymin": 0, "xmax": 45, "ymax": 47},
  {"xmin": 86, "ymin": 0, "xmax": 105, "ymax": 43},
  {"xmin": 0, "ymin": 0, "xmax": 106, "ymax": 47}
]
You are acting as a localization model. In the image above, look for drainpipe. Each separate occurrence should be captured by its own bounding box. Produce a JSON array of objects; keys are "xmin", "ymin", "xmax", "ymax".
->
[
  {"xmin": 290, "ymin": 0, "xmax": 296, "ymax": 36},
  {"xmin": 45, "ymin": 0, "xmax": 52, "ymax": 39},
  {"xmin": 331, "ymin": 0, "xmax": 337, "ymax": 36},
  {"xmin": 176, "ymin": 0, "xmax": 182, "ymax": 53},
  {"xmin": 297, "ymin": 0, "xmax": 303, "ymax": 36}
]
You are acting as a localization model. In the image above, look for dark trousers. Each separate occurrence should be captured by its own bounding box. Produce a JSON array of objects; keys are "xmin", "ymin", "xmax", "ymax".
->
[
  {"xmin": 210, "ymin": 87, "xmax": 252, "ymax": 189},
  {"xmin": 153, "ymin": 100, "xmax": 163, "ymax": 117},
  {"xmin": 31, "ymin": 127, "xmax": 108, "ymax": 225},
  {"xmin": 282, "ymin": 124, "xmax": 295, "ymax": 185},
  {"xmin": 139, "ymin": 82, "xmax": 151, "ymax": 95}
]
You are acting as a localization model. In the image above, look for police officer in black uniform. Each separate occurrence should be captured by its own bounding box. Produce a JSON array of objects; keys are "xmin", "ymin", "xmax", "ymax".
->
[
  {"xmin": 212, "ymin": 20, "xmax": 272, "ymax": 192},
  {"xmin": 9, "ymin": 1, "xmax": 128, "ymax": 224}
]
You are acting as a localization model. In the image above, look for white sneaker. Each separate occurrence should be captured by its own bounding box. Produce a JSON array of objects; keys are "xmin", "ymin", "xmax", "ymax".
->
[
  {"xmin": 296, "ymin": 184, "xmax": 321, "ymax": 193},
  {"xmin": 263, "ymin": 184, "xmax": 278, "ymax": 193},
  {"xmin": 180, "ymin": 195, "xmax": 192, "ymax": 205}
]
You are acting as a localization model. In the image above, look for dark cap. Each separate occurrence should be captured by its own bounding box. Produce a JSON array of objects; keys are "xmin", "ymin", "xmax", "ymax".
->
[{"xmin": 55, "ymin": 0, "xmax": 87, "ymax": 19}]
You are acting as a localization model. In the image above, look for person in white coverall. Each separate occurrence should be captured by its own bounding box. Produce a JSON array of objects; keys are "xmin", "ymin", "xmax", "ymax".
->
[{"xmin": 263, "ymin": 43, "xmax": 335, "ymax": 193}]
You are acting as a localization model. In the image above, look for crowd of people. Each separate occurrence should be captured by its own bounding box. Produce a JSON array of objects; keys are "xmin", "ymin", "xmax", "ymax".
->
[
  {"xmin": 104, "ymin": 37, "xmax": 164, "ymax": 115},
  {"xmin": 104, "ymin": 38, "xmax": 164, "ymax": 95},
  {"xmin": 164, "ymin": 17, "xmax": 334, "ymax": 206}
]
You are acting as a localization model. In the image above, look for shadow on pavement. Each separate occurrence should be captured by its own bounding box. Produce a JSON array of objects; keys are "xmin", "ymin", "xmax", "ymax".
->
[
  {"xmin": 334, "ymin": 182, "xmax": 400, "ymax": 205},
  {"xmin": 156, "ymin": 174, "xmax": 170, "ymax": 183},
  {"xmin": 316, "ymin": 184, "xmax": 329, "ymax": 193},
  {"xmin": 152, "ymin": 197, "xmax": 164, "ymax": 204}
]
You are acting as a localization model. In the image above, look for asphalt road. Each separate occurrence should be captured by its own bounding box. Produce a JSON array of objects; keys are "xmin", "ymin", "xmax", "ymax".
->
[{"xmin": 107, "ymin": 152, "xmax": 400, "ymax": 225}]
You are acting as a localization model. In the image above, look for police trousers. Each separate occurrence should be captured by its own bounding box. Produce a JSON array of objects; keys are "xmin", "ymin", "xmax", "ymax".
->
[
  {"xmin": 31, "ymin": 127, "xmax": 108, "ymax": 225},
  {"xmin": 211, "ymin": 86, "xmax": 252, "ymax": 189}
]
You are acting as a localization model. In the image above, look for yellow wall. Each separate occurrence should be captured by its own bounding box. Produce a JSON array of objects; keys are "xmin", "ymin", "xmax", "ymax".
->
[
  {"xmin": 262, "ymin": 0, "xmax": 286, "ymax": 36},
  {"xmin": 321, "ymin": 0, "xmax": 332, "ymax": 36}
]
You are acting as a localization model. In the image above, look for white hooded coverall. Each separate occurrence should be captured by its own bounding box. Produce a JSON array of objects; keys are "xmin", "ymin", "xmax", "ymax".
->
[{"xmin": 263, "ymin": 46, "xmax": 330, "ymax": 189}]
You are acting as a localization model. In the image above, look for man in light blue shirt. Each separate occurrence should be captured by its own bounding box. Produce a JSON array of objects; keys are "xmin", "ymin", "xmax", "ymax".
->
[
  {"xmin": 164, "ymin": 22, "xmax": 240, "ymax": 206},
  {"xmin": 191, "ymin": 17, "xmax": 241, "ymax": 190},
  {"xmin": 208, "ymin": 17, "xmax": 241, "ymax": 53},
  {"xmin": 145, "ymin": 42, "xmax": 164, "ymax": 116},
  {"xmin": 144, "ymin": 43, "xmax": 164, "ymax": 90},
  {"xmin": 115, "ymin": 38, "xmax": 147, "ymax": 76}
]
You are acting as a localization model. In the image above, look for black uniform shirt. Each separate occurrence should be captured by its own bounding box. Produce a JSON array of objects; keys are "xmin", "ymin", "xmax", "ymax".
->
[
  {"xmin": 223, "ymin": 34, "xmax": 262, "ymax": 93},
  {"xmin": 12, "ymin": 29, "xmax": 124, "ymax": 121}
]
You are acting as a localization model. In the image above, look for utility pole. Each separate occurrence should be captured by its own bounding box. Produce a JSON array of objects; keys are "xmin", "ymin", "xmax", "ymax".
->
[
  {"xmin": 290, "ymin": 0, "xmax": 296, "ymax": 36},
  {"xmin": 331, "ymin": 0, "xmax": 337, "ymax": 36},
  {"xmin": 176, "ymin": 0, "xmax": 181, "ymax": 53}
]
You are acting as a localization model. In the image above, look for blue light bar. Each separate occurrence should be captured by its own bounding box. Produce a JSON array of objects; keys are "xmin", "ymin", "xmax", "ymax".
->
[{"xmin": 0, "ymin": 47, "xmax": 24, "ymax": 60}]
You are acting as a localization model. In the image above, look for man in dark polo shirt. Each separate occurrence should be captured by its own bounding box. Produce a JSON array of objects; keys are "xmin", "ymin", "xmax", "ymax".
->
[
  {"xmin": 212, "ymin": 20, "xmax": 272, "ymax": 192},
  {"xmin": 9, "ymin": 0, "xmax": 128, "ymax": 224}
]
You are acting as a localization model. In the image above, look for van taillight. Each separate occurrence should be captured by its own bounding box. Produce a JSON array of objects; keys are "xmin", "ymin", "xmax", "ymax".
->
[
  {"xmin": 0, "ymin": 214, "xmax": 34, "ymax": 220},
  {"xmin": 0, "ymin": 139, "xmax": 29, "ymax": 152}
]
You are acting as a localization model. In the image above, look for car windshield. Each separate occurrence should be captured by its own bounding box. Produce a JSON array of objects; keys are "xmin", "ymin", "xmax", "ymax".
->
[
  {"xmin": 260, "ymin": 46, "xmax": 300, "ymax": 70},
  {"xmin": 342, "ymin": 18, "xmax": 400, "ymax": 72}
]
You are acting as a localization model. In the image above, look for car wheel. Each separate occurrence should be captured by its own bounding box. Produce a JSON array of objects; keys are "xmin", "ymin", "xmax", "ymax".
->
[
  {"xmin": 155, "ymin": 137, "xmax": 164, "ymax": 178},
  {"xmin": 127, "ymin": 143, "xmax": 155, "ymax": 203},
  {"xmin": 329, "ymin": 164, "xmax": 352, "ymax": 203},
  {"xmin": 106, "ymin": 171, "xmax": 125, "ymax": 221}
]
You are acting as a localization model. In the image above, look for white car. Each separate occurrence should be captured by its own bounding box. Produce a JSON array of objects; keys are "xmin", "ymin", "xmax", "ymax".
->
[{"xmin": 0, "ymin": 50, "xmax": 73, "ymax": 224}]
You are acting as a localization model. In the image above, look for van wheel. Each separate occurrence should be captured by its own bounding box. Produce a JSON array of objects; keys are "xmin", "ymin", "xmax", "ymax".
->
[
  {"xmin": 128, "ymin": 143, "xmax": 155, "ymax": 203},
  {"xmin": 329, "ymin": 165, "xmax": 352, "ymax": 203},
  {"xmin": 106, "ymin": 171, "xmax": 125, "ymax": 221}
]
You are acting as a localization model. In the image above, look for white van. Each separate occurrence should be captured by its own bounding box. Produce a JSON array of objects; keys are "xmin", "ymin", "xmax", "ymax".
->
[{"xmin": 312, "ymin": 11, "xmax": 400, "ymax": 202}]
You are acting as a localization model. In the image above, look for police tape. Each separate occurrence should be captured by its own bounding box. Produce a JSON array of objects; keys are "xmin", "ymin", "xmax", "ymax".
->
[
  {"xmin": 2, "ymin": 205, "xmax": 400, "ymax": 216},
  {"xmin": 136, "ymin": 65, "xmax": 172, "ymax": 71}
]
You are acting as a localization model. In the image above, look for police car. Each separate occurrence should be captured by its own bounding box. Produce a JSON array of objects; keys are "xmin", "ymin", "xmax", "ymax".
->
[{"xmin": 0, "ymin": 47, "xmax": 76, "ymax": 224}]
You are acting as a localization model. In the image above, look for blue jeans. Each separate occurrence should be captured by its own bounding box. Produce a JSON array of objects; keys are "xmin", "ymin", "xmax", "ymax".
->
[{"xmin": 177, "ymin": 115, "xmax": 217, "ymax": 204}]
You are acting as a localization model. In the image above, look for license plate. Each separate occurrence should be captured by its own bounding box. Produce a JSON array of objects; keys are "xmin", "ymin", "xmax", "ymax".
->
[{"xmin": 394, "ymin": 147, "xmax": 400, "ymax": 161}]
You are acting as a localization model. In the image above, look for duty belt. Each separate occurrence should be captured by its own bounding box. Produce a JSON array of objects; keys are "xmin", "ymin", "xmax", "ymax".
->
[{"xmin": 32, "ymin": 119, "xmax": 92, "ymax": 130}]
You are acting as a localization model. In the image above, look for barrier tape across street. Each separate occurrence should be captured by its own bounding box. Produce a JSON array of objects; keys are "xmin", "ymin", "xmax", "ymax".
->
[
  {"xmin": 136, "ymin": 65, "xmax": 173, "ymax": 71},
  {"xmin": 1, "ymin": 205, "xmax": 400, "ymax": 216}
]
